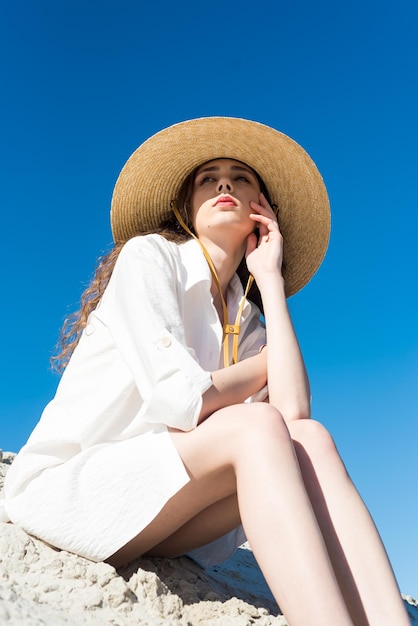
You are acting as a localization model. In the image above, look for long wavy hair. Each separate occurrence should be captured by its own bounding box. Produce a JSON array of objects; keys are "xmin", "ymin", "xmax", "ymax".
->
[{"xmin": 51, "ymin": 164, "xmax": 271, "ymax": 373}]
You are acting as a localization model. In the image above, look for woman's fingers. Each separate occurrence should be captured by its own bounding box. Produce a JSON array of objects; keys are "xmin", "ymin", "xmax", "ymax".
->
[
  {"xmin": 250, "ymin": 192, "xmax": 277, "ymax": 218},
  {"xmin": 250, "ymin": 193, "xmax": 280, "ymax": 239},
  {"xmin": 247, "ymin": 193, "xmax": 283, "ymax": 277},
  {"xmin": 249, "ymin": 213, "xmax": 281, "ymax": 242}
]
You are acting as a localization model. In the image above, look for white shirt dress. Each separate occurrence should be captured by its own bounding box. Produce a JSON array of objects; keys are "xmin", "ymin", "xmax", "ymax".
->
[{"xmin": 1, "ymin": 235, "xmax": 266, "ymax": 565}]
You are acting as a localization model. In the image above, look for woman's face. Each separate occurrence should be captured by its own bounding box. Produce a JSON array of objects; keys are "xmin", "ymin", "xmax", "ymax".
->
[{"xmin": 191, "ymin": 158, "xmax": 261, "ymax": 240}]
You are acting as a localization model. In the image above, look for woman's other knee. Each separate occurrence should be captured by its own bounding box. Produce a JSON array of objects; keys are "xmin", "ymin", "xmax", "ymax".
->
[{"xmin": 289, "ymin": 419, "xmax": 348, "ymax": 475}]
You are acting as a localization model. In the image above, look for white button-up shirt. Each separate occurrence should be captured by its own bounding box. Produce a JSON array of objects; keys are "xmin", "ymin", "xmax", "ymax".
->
[{"xmin": 1, "ymin": 235, "xmax": 266, "ymax": 562}]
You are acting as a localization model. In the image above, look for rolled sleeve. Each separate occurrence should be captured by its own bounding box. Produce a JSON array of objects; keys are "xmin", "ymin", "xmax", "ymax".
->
[{"xmin": 138, "ymin": 330, "xmax": 212, "ymax": 430}]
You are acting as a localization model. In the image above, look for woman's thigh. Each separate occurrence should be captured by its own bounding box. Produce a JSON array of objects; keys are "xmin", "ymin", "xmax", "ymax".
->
[
  {"xmin": 108, "ymin": 402, "xmax": 287, "ymax": 565},
  {"xmin": 170, "ymin": 401, "xmax": 289, "ymax": 476}
]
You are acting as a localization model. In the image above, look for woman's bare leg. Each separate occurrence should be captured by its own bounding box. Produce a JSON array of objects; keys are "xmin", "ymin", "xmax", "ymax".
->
[
  {"xmin": 144, "ymin": 494, "xmax": 241, "ymax": 557},
  {"xmin": 109, "ymin": 403, "xmax": 353, "ymax": 626},
  {"xmin": 126, "ymin": 419, "xmax": 409, "ymax": 625},
  {"xmin": 287, "ymin": 419, "xmax": 409, "ymax": 626}
]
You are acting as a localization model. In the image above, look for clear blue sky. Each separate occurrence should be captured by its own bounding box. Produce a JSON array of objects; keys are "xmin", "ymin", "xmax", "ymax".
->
[{"xmin": 1, "ymin": 0, "xmax": 417, "ymax": 597}]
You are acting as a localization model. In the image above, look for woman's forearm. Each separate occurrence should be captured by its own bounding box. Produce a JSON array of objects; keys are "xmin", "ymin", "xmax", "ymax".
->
[
  {"xmin": 260, "ymin": 275, "xmax": 311, "ymax": 421},
  {"xmin": 199, "ymin": 351, "xmax": 267, "ymax": 423}
]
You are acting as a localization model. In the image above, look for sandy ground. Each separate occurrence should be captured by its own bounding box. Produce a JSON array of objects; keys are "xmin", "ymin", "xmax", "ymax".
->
[{"xmin": 1, "ymin": 451, "xmax": 417, "ymax": 625}]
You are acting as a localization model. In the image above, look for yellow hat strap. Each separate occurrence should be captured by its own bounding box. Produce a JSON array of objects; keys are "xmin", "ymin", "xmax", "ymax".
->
[{"xmin": 171, "ymin": 201, "xmax": 254, "ymax": 367}]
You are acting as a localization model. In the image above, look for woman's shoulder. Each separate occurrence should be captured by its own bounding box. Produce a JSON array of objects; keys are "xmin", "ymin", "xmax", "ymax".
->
[
  {"xmin": 120, "ymin": 234, "xmax": 180, "ymax": 266},
  {"xmin": 122, "ymin": 233, "xmax": 177, "ymax": 253}
]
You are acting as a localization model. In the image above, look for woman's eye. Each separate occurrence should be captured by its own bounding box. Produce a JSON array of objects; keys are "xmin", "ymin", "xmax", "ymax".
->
[
  {"xmin": 236, "ymin": 176, "xmax": 250, "ymax": 183},
  {"xmin": 199, "ymin": 176, "xmax": 215, "ymax": 185}
]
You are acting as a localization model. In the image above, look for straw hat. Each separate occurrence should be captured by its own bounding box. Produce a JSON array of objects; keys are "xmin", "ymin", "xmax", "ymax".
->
[{"xmin": 111, "ymin": 116, "xmax": 330, "ymax": 297}]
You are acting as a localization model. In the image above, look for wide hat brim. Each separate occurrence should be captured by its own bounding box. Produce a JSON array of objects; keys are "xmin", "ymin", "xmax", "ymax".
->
[{"xmin": 111, "ymin": 116, "xmax": 330, "ymax": 297}]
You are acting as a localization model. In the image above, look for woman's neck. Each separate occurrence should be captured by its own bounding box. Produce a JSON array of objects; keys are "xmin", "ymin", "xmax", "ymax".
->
[{"xmin": 199, "ymin": 236, "xmax": 245, "ymax": 301}]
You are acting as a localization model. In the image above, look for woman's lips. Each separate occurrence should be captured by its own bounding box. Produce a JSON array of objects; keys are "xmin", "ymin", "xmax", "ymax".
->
[{"xmin": 215, "ymin": 195, "xmax": 237, "ymax": 206}]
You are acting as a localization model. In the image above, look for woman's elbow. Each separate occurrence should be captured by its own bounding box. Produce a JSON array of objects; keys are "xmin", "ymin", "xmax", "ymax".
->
[{"xmin": 283, "ymin": 402, "xmax": 311, "ymax": 421}]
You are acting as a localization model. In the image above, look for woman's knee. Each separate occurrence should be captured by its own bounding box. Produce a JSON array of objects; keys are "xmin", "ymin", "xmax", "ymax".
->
[
  {"xmin": 288, "ymin": 419, "xmax": 344, "ymax": 468},
  {"xmin": 232, "ymin": 402, "xmax": 291, "ymax": 451},
  {"xmin": 171, "ymin": 403, "xmax": 287, "ymax": 475}
]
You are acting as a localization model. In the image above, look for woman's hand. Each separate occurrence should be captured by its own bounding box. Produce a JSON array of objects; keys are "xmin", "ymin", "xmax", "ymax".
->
[{"xmin": 245, "ymin": 193, "xmax": 284, "ymax": 286}]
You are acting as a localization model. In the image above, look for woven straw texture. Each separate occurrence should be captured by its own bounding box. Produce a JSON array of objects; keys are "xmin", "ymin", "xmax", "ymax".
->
[{"xmin": 111, "ymin": 117, "xmax": 330, "ymax": 297}]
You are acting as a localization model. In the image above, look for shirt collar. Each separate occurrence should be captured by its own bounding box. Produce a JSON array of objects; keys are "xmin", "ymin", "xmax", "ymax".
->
[{"xmin": 179, "ymin": 238, "xmax": 252, "ymax": 320}]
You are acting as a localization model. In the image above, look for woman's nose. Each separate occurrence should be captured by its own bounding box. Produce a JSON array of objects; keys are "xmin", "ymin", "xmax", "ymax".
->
[{"xmin": 217, "ymin": 178, "xmax": 233, "ymax": 193}]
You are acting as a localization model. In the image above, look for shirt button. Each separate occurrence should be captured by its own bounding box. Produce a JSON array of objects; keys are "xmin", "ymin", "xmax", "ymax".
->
[
  {"xmin": 85, "ymin": 324, "xmax": 95, "ymax": 336},
  {"xmin": 160, "ymin": 336, "xmax": 172, "ymax": 348}
]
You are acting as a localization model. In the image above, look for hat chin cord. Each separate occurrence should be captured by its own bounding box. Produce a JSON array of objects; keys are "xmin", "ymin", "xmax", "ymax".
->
[{"xmin": 171, "ymin": 201, "xmax": 254, "ymax": 368}]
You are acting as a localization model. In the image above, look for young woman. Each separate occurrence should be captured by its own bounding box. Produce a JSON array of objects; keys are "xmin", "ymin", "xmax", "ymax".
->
[{"xmin": 1, "ymin": 118, "xmax": 409, "ymax": 625}]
